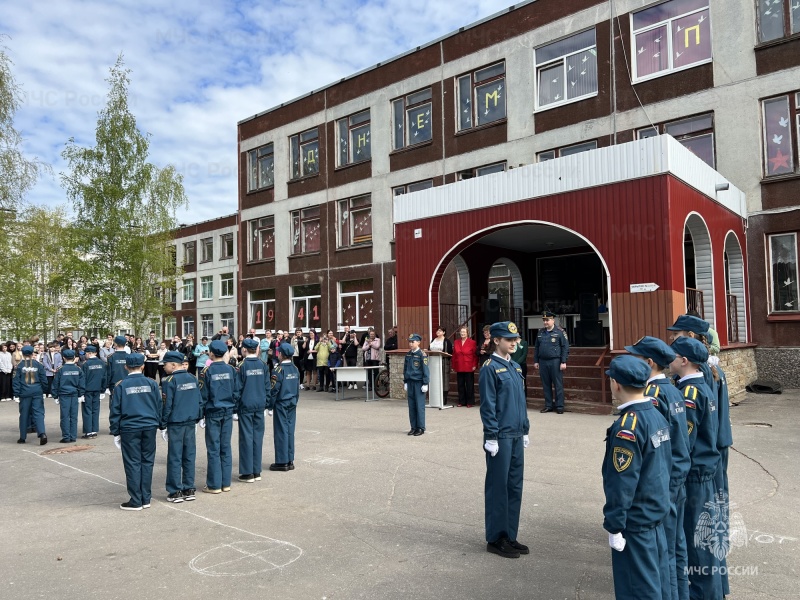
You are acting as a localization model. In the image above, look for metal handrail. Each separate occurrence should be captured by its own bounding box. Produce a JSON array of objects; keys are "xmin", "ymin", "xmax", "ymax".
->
[{"xmin": 595, "ymin": 345, "xmax": 610, "ymax": 404}]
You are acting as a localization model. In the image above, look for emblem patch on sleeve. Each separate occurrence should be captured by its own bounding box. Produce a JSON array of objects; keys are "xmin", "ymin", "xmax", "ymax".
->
[
  {"xmin": 616, "ymin": 429, "xmax": 636, "ymax": 442},
  {"xmin": 684, "ymin": 399, "xmax": 697, "ymax": 410},
  {"xmin": 613, "ymin": 447, "xmax": 634, "ymax": 472},
  {"xmin": 687, "ymin": 421, "xmax": 694, "ymax": 436}
]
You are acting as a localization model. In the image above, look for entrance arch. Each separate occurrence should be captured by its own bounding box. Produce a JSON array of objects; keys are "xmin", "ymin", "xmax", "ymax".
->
[
  {"xmin": 724, "ymin": 232, "xmax": 747, "ymax": 343},
  {"xmin": 684, "ymin": 213, "xmax": 715, "ymax": 327}
]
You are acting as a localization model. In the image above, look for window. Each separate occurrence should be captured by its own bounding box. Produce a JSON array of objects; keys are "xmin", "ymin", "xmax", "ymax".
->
[
  {"xmin": 247, "ymin": 143, "xmax": 274, "ymax": 191},
  {"xmin": 292, "ymin": 284, "xmax": 322, "ymax": 330},
  {"xmin": 182, "ymin": 279, "xmax": 195, "ymax": 302},
  {"xmin": 393, "ymin": 180, "xmax": 434, "ymax": 196},
  {"xmin": 637, "ymin": 114, "xmax": 716, "ymax": 168},
  {"xmin": 476, "ymin": 162, "xmax": 506, "ymax": 177},
  {"xmin": 337, "ymin": 110, "xmax": 371, "ymax": 166},
  {"xmin": 182, "ymin": 316, "xmax": 195, "ymax": 337},
  {"xmin": 220, "ymin": 273, "xmax": 234, "ymax": 298},
  {"xmin": 200, "ymin": 276, "xmax": 213, "ymax": 301},
  {"xmin": 457, "ymin": 62, "xmax": 506, "ymax": 131},
  {"xmin": 768, "ymin": 233, "xmax": 799, "ymax": 312},
  {"xmin": 290, "ymin": 127, "xmax": 319, "ymax": 179},
  {"xmin": 183, "ymin": 242, "xmax": 196, "ymax": 265},
  {"xmin": 291, "ymin": 207, "xmax": 321, "ymax": 254},
  {"xmin": 250, "ymin": 289, "xmax": 275, "ymax": 333},
  {"xmin": 220, "ymin": 312, "xmax": 235, "ymax": 333},
  {"xmin": 535, "ymin": 29, "xmax": 598, "ymax": 109},
  {"xmin": 201, "ymin": 314, "xmax": 214, "ymax": 339},
  {"xmin": 200, "ymin": 237, "xmax": 213, "ymax": 263},
  {"xmin": 537, "ymin": 140, "xmax": 598, "ymax": 162},
  {"xmin": 632, "ymin": 0, "xmax": 711, "ymax": 82},
  {"xmin": 221, "ymin": 233, "xmax": 234, "ymax": 259},
  {"xmin": 762, "ymin": 93, "xmax": 798, "ymax": 177},
  {"xmin": 170, "ymin": 246, "xmax": 177, "ymax": 267},
  {"xmin": 393, "ymin": 88, "xmax": 433, "ymax": 149},
  {"xmin": 339, "ymin": 279, "xmax": 374, "ymax": 328},
  {"xmin": 165, "ymin": 317, "xmax": 177, "ymax": 340},
  {"xmin": 757, "ymin": 0, "xmax": 800, "ymax": 43},
  {"xmin": 338, "ymin": 195, "xmax": 372, "ymax": 247},
  {"xmin": 167, "ymin": 286, "xmax": 177, "ymax": 304},
  {"xmin": 249, "ymin": 216, "xmax": 275, "ymax": 261}
]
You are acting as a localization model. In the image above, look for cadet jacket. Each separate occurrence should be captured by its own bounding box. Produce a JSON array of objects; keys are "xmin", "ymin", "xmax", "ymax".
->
[
  {"xmin": 676, "ymin": 374, "xmax": 720, "ymax": 478},
  {"xmin": 105, "ymin": 350, "xmax": 129, "ymax": 390},
  {"xmin": 268, "ymin": 360, "xmax": 300, "ymax": 410},
  {"xmin": 12, "ymin": 359, "xmax": 48, "ymax": 398},
  {"xmin": 715, "ymin": 365, "xmax": 733, "ymax": 449},
  {"xmin": 82, "ymin": 357, "xmax": 107, "ymax": 392},
  {"xmin": 533, "ymin": 326, "xmax": 569, "ymax": 363},
  {"xmin": 199, "ymin": 360, "xmax": 239, "ymax": 415},
  {"xmin": 238, "ymin": 356, "xmax": 269, "ymax": 413},
  {"xmin": 109, "ymin": 373, "xmax": 161, "ymax": 434},
  {"xmin": 161, "ymin": 369, "xmax": 202, "ymax": 426},
  {"xmin": 403, "ymin": 348, "xmax": 430, "ymax": 384},
  {"xmin": 602, "ymin": 399, "xmax": 671, "ymax": 534},
  {"xmin": 52, "ymin": 363, "xmax": 85, "ymax": 398},
  {"xmin": 479, "ymin": 354, "xmax": 530, "ymax": 440},
  {"xmin": 645, "ymin": 375, "xmax": 691, "ymax": 483}
]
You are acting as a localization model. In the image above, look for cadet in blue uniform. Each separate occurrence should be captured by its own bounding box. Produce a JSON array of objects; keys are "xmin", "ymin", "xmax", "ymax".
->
[
  {"xmin": 237, "ymin": 338, "xmax": 268, "ymax": 482},
  {"xmin": 403, "ymin": 334, "xmax": 429, "ymax": 436},
  {"xmin": 669, "ymin": 337, "xmax": 721, "ymax": 600},
  {"xmin": 480, "ymin": 321, "xmax": 530, "ymax": 559},
  {"xmin": 627, "ymin": 336, "xmax": 691, "ymax": 600},
  {"xmin": 534, "ymin": 311, "xmax": 569, "ymax": 414},
  {"xmin": 602, "ymin": 354, "xmax": 672, "ymax": 599},
  {"xmin": 199, "ymin": 340, "xmax": 240, "ymax": 493},
  {"xmin": 105, "ymin": 336, "xmax": 130, "ymax": 433},
  {"xmin": 52, "ymin": 348, "xmax": 85, "ymax": 443},
  {"xmin": 161, "ymin": 351, "xmax": 202, "ymax": 503},
  {"xmin": 13, "ymin": 345, "xmax": 49, "ymax": 445},
  {"xmin": 81, "ymin": 345, "xmax": 106, "ymax": 438},
  {"xmin": 110, "ymin": 353, "xmax": 161, "ymax": 511},
  {"xmin": 268, "ymin": 343, "xmax": 300, "ymax": 471}
]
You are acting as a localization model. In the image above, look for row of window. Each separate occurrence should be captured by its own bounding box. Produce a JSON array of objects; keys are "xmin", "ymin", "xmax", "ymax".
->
[
  {"xmin": 769, "ymin": 232, "xmax": 799, "ymax": 313},
  {"xmin": 181, "ymin": 273, "xmax": 235, "ymax": 302},
  {"xmin": 167, "ymin": 313, "xmax": 236, "ymax": 339},
  {"xmin": 182, "ymin": 233, "xmax": 235, "ymax": 266}
]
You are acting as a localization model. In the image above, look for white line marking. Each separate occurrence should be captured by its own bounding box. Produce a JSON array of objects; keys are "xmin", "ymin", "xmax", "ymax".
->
[{"xmin": 23, "ymin": 450, "xmax": 124, "ymax": 487}]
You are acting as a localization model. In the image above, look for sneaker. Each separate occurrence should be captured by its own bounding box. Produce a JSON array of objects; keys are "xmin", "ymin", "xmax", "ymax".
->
[
  {"xmin": 353, "ymin": 384, "xmax": 358, "ymax": 390},
  {"xmin": 202, "ymin": 486, "xmax": 222, "ymax": 494},
  {"xmin": 299, "ymin": 384, "xmax": 305, "ymax": 390},
  {"xmin": 222, "ymin": 486, "xmax": 231, "ymax": 492},
  {"xmin": 183, "ymin": 489, "xmax": 196, "ymax": 501},
  {"xmin": 348, "ymin": 383, "xmax": 353, "ymax": 390},
  {"xmin": 120, "ymin": 502, "xmax": 142, "ymax": 511},
  {"xmin": 81, "ymin": 433, "xmax": 92, "ymax": 439},
  {"xmin": 253, "ymin": 473, "xmax": 261, "ymax": 481},
  {"xmin": 238, "ymin": 474, "xmax": 255, "ymax": 483},
  {"xmin": 167, "ymin": 492, "xmax": 184, "ymax": 503},
  {"xmin": 142, "ymin": 503, "xmax": 151, "ymax": 509},
  {"xmin": 90, "ymin": 432, "xmax": 98, "ymax": 438}
]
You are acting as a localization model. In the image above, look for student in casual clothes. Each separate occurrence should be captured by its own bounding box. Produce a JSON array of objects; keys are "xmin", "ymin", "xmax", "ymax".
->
[
  {"xmin": 342, "ymin": 331, "xmax": 360, "ymax": 390},
  {"xmin": 291, "ymin": 329, "xmax": 307, "ymax": 389},
  {"xmin": 314, "ymin": 334, "xmax": 330, "ymax": 393},
  {"xmin": 13, "ymin": 345, "xmax": 49, "ymax": 445},
  {"xmin": 52, "ymin": 348, "xmax": 85, "ymax": 443},
  {"xmin": 41, "ymin": 343, "xmax": 63, "ymax": 397},
  {"xmin": 0, "ymin": 343, "xmax": 12, "ymax": 401},
  {"xmin": 361, "ymin": 328, "xmax": 381, "ymax": 391}
]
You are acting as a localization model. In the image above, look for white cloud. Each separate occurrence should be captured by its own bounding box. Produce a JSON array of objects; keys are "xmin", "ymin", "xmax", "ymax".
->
[{"xmin": 5, "ymin": 0, "xmax": 514, "ymax": 224}]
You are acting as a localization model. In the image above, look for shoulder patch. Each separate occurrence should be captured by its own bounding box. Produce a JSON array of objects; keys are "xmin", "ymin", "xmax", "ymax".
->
[
  {"xmin": 114, "ymin": 380, "xmax": 123, "ymax": 388},
  {"xmin": 645, "ymin": 384, "xmax": 660, "ymax": 398},
  {"xmin": 496, "ymin": 367, "xmax": 507, "ymax": 373},
  {"xmin": 683, "ymin": 385, "xmax": 698, "ymax": 401},
  {"xmin": 620, "ymin": 411, "xmax": 638, "ymax": 431},
  {"xmin": 613, "ymin": 447, "xmax": 634, "ymax": 472},
  {"xmin": 616, "ymin": 429, "xmax": 636, "ymax": 442},
  {"xmin": 423, "ymin": 357, "xmax": 428, "ymax": 365},
  {"xmin": 482, "ymin": 358, "xmax": 492, "ymax": 367}
]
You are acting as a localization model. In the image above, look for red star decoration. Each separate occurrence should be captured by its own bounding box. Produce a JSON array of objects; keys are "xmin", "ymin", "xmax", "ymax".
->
[{"xmin": 769, "ymin": 149, "xmax": 791, "ymax": 173}]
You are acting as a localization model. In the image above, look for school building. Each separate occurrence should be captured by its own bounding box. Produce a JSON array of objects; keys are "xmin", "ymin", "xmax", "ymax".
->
[{"xmin": 232, "ymin": 0, "xmax": 800, "ymax": 404}]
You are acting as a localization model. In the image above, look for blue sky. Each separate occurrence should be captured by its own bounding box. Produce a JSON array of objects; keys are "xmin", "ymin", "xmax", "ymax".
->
[{"xmin": 4, "ymin": 0, "xmax": 515, "ymax": 224}]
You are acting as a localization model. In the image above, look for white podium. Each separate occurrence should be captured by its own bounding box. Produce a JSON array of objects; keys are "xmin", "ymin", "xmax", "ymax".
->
[{"xmin": 425, "ymin": 351, "xmax": 452, "ymax": 410}]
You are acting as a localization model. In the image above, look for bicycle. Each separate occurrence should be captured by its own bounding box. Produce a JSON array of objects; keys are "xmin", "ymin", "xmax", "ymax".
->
[{"xmin": 375, "ymin": 363, "xmax": 390, "ymax": 398}]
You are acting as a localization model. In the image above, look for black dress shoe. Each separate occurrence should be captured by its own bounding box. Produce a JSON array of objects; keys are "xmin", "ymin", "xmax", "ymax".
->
[
  {"xmin": 288, "ymin": 462, "xmax": 295, "ymax": 470},
  {"xmin": 487, "ymin": 538, "xmax": 520, "ymax": 558},
  {"xmin": 59, "ymin": 438, "xmax": 70, "ymax": 443},
  {"xmin": 81, "ymin": 433, "xmax": 92, "ymax": 439},
  {"xmin": 407, "ymin": 429, "xmax": 415, "ymax": 435},
  {"xmin": 556, "ymin": 408, "xmax": 564, "ymax": 414},
  {"xmin": 39, "ymin": 434, "xmax": 47, "ymax": 446},
  {"xmin": 540, "ymin": 407, "xmax": 554, "ymax": 413},
  {"xmin": 507, "ymin": 539, "xmax": 529, "ymax": 554},
  {"xmin": 269, "ymin": 463, "xmax": 290, "ymax": 472},
  {"xmin": 27, "ymin": 427, "xmax": 36, "ymax": 434},
  {"xmin": 17, "ymin": 438, "xmax": 25, "ymax": 444},
  {"xmin": 413, "ymin": 429, "xmax": 424, "ymax": 436}
]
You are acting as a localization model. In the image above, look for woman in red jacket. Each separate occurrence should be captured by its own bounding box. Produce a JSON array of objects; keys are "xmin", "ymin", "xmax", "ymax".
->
[{"xmin": 452, "ymin": 326, "xmax": 478, "ymax": 407}]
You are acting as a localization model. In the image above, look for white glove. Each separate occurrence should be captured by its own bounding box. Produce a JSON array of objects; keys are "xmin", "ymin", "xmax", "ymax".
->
[
  {"xmin": 267, "ymin": 409, "xmax": 273, "ymax": 417},
  {"xmin": 113, "ymin": 435, "xmax": 122, "ymax": 450},
  {"xmin": 160, "ymin": 429, "xmax": 168, "ymax": 442},
  {"xmin": 104, "ymin": 388, "xmax": 110, "ymax": 396},
  {"xmin": 54, "ymin": 398, "xmax": 60, "ymax": 405},
  {"xmin": 199, "ymin": 418, "xmax": 206, "ymax": 429},
  {"xmin": 484, "ymin": 440, "xmax": 499, "ymax": 457},
  {"xmin": 78, "ymin": 396, "xmax": 85, "ymax": 403},
  {"xmin": 523, "ymin": 435, "xmax": 530, "ymax": 449},
  {"xmin": 43, "ymin": 394, "xmax": 47, "ymax": 400},
  {"xmin": 708, "ymin": 356, "xmax": 720, "ymax": 367},
  {"xmin": 404, "ymin": 383, "xmax": 407, "ymax": 391},
  {"xmin": 608, "ymin": 532, "xmax": 626, "ymax": 552},
  {"xmin": 14, "ymin": 397, "xmax": 19, "ymax": 403},
  {"xmin": 421, "ymin": 385, "xmax": 429, "ymax": 393}
]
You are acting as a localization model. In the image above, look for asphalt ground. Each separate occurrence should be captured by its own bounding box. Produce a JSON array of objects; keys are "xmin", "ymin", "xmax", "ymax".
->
[{"xmin": 0, "ymin": 388, "xmax": 797, "ymax": 600}]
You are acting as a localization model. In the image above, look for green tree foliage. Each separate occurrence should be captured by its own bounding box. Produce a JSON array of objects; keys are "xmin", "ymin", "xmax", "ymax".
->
[{"xmin": 61, "ymin": 54, "xmax": 187, "ymax": 335}]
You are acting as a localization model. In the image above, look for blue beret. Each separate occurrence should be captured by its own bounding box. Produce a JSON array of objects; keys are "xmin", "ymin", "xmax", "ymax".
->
[
  {"xmin": 21, "ymin": 345, "xmax": 34, "ymax": 356},
  {"xmin": 61, "ymin": 349, "xmax": 76, "ymax": 359},
  {"xmin": 671, "ymin": 337, "xmax": 708, "ymax": 365},
  {"xmin": 278, "ymin": 342, "xmax": 294, "ymax": 357},
  {"xmin": 624, "ymin": 336, "xmax": 676, "ymax": 367},
  {"xmin": 163, "ymin": 351, "xmax": 185, "ymax": 364},
  {"xmin": 542, "ymin": 310, "xmax": 556, "ymax": 318},
  {"xmin": 114, "ymin": 335, "xmax": 128, "ymax": 346},
  {"xmin": 407, "ymin": 333, "xmax": 422, "ymax": 342},
  {"xmin": 667, "ymin": 314, "xmax": 709, "ymax": 335},
  {"xmin": 209, "ymin": 340, "xmax": 228, "ymax": 356},
  {"xmin": 125, "ymin": 353, "xmax": 145, "ymax": 367},
  {"xmin": 490, "ymin": 321, "xmax": 520, "ymax": 339},
  {"xmin": 85, "ymin": 345, "xmax": 97, "ymax": 353},
  {"xmin": 242, "ymin": 338, "xmax": 259, "ymax": 350},
  {"xmin": 606, "ymin": 355, "xmax": 651, "ymax": 388}
]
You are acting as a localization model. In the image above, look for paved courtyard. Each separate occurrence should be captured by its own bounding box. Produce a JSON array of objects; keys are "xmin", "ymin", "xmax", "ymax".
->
[{"xmin": 1, "ymin": 388, "xmax": 797, "ymax": 599}]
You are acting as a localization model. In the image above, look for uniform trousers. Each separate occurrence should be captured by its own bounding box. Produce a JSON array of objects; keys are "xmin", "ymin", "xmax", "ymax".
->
[
  {"xmin": 238, "ymin": 410, "xmax": 265, "ymax": 475},
  {"xmin": 272, "ymin": 401, "xmax": 296, "ymax": 463},
  {"xmin": 406, "ymin": 380, "xmax": 426, "ymax": 431},
  {"xmin": 19, "ymin": 396, "xmax": 45, "ymax": 440},
  {"xmin": 684, "ymin": 473, "xmax": 723, "ymax": 600},
  {"xmin": 204, "ymin": 410, "xmax": 233, "ymax": 489},
  {"xmin": 120, "ymin": 428, "xmax": 157, "ymax": 507},
  {"xmin": 714, "ymin": 448, "xmax": 730, "ymax": 597},
  {"xmin": 58, "ymin": 395, "xmax": 79, "ymax": 441},
  {"xmin": 484, "ymin": 436, "xmax": 524, "ymax": 543},
  {"xmin": 539, "ymin": 358, "xmax": 564, "ymax": 409},
  {"xmin": 82, "ymin": 391, "xmax": 101, "ymax": 434},
  {"xmin": 166, "ymin": 423, "xmax": 196, "ymax": 494},
  {"xmin": 611, "ymin": 523, "xmax": 671, "ymax": 600},
  {"xmin": 665, "ymin": 479, "xmax": 689, "ymax": 600}
]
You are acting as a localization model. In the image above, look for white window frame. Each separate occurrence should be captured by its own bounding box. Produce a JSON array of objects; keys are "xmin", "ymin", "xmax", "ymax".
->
[
  {"xmin": 338, "ymin": 195, "xmax": 372, "ymax": 248},
  {"xmin": 290, "ymin": 207, "xmax": 321, "ymax": 255},
  {"xmin": 249, "ymin": 290, "xmax": 276, "ymax": 334},
  {"xmin": 290, "ymin": 127, "xmax": 320, "ymax": 179},
  {"xmin": 247, "ymin": 143, "xmax": 275, "ymax": 191},
  {"xmin": 201, "ymin": 314, "xmax": 214, "ymax": 339},
  {"xmin": 182, "ymin": 279, "xmax": 195, "ymax": 302},
  {"xmin": 200, "ymin": 276, "xmax": 213, "ymax": 301},
  {"xmin": 291, "ymin": 286, "xmax": 322, "ymax": 331},
  {"xmin": 200, "ymin": 237, "xmax": 213, "ymax": 263},
  {"xmin": 393, "ymin": 179, "xmax": 434, "ymax": 196},
  {"xmin": 456, "ymin": 62, "xmax": 506, "ymax": 132},
  {"xmin": 336, "ymin": 109, "xmax": 371, "ymax": 166},
  {"xmin": 768, "ymin": 232, "xmax": 800, "ymax": 313},
  {"xmin": 339, "ymin": 281, "xmax": 374, "ymax": 330},
  {"xmin": 220, "ymin": 273, "xmax": 234, "ymax": 299},
  {"xmin": 220, "ymin": 233, "xmax": 234, "ymax": 259},
  {"xmin": 249, "ymin": 216, "xmax": 275, "ymax": 262},
  {"xmin": 182, "ymin": 317, "xmax": 195, "ymax": 338},
  {"xmin": 165, "ymin": 317, "xmax": 177, "ymax": 340},
  {"xmin": 534, "ymin": 28, "xmax": 598, "ymax": 111},
  {"xmin": 537, "ymin": 140, "xmax": 598, "ymax": 162},
  {"xmin": 392, "ymin": 88, "xmax": 433, "ymax": 150},
  {"xmin": 220, "ymin": 312, "xmax": 235, "ymax": 334}
]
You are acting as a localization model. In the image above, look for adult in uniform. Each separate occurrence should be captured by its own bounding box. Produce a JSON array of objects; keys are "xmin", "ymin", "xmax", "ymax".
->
[
  {"xmin": 13, "ymin": 345, "xmax": 49, "ymax": 445},
  {"xmin": 534, "ymin": 311, "xmax": 569, "ymax": 414},
  {"xmin": 237, "ymin": 338, "xmax": 268, "ymax": 482},
  {"xmin": 52, "ymin": 348, "xmax": 85, "ymax": 443},
  {"xmin": 627, "ymin": 336, "xmax": 691, "ymax": 600},
  {"xmin": 403, "ymin": 334, "xmax": 429, "ymax": 436},
  {"xmin": 268, "ymin": 343, "xmax": 300, "ymax": 471},
  {"xmin": 480, "ymin": 321, "xmax": 530, "ymax": 559},
  {"xmin": 602, "ymin": 355, "xmax": 672, "ymax": 599},
  {"xmin": 81, "ymin": 345, "xmax": 106, "ymax": 438},
  {"xmin": 105, "ymin": 336, "xmax": 131, "ymax": 433}
]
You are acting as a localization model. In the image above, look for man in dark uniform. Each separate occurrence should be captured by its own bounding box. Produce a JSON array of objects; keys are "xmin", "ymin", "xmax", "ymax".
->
[
  {"xmin": 52, "ymin": 348, "xmax": 85, "ymax": 443},
  {"xmin": 602, "ymin": 354, "xmax": 672, "ymax": 599},
  {"xmin": 403, "ymin": 334, "xmax": 429, "ymax": 436},
  {"xmin": 534, "ymin": 311, "xmax": 569, "ymax": 414},
  {"xmin": 626, "ymin": 336, "xmax": 691, "ymax": 600},
  {"xmin": 237, "ymin": 338, "xmax": 268, "ymax": 482},
  {"xmin": 480, "ymin": 321, "xmax": 530, "ymax": 559},
  {"xmin": 268, "ymin": 343, "xmax": 300, "ymax": 471},
  {"xmin": 81, "ymin": 345, "xmax": 106, "ymax": 439},
  {"xmin": 105, "ymin": 336, "xmax": 130, "ymax": 433}
]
